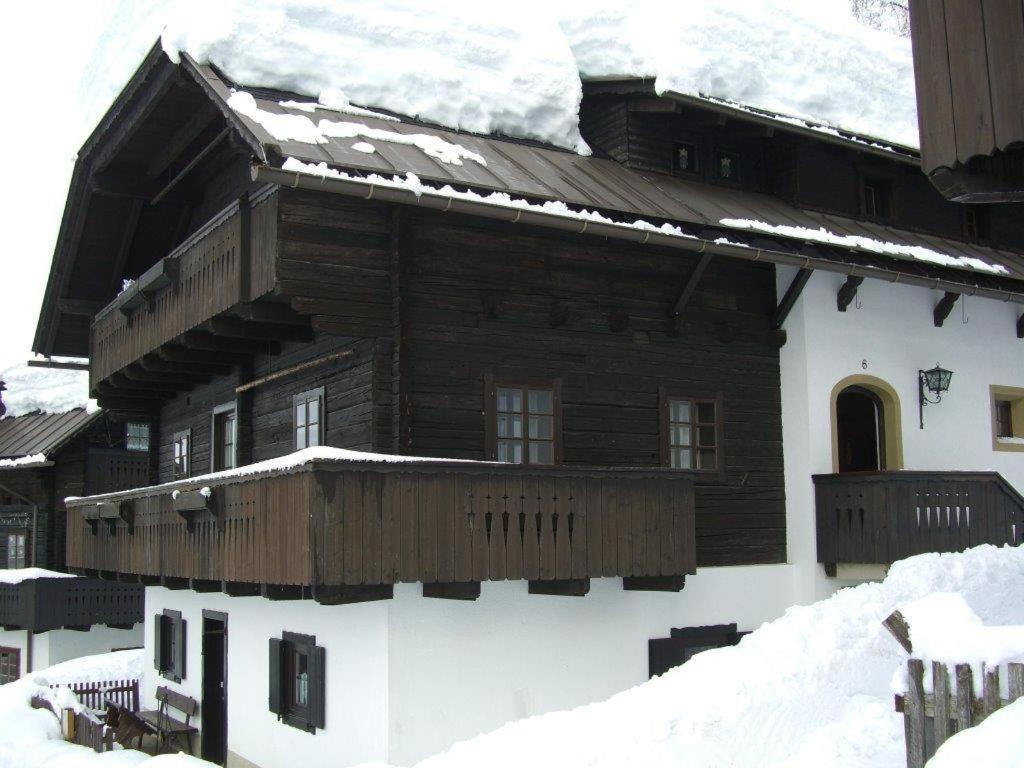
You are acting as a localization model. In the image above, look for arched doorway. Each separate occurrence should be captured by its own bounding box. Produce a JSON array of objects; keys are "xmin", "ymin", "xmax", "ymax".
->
[
  {"xmin": 829, "ymin": 375, "xmax": 904, "ymax": 472},
  {"xmin": 836, "ymin": 386, "xmax": 885, "ymax": 472}
]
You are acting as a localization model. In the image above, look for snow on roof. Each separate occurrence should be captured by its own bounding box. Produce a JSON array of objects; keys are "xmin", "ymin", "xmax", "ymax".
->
[
  {"xmin": 0, "ymin": 454, "xmax": 50, "ymax": 470},
  {"xmin": 0, "ymin": 363, "xmax": 94, "ymax": 418},
  {"xmin": 0, "ymin": 568, "xmax": 77, "ymax": 585},
  {"xmin": 409, "ymin": 544, "xmax": 1024, "ymax": 768},
  {"xmin": 558, "ymin": 0, "xmax": 919, "ymax": 151},
  {"xmin": 161, "ymin": 0, "xmax": 588, "ymax": 152}
]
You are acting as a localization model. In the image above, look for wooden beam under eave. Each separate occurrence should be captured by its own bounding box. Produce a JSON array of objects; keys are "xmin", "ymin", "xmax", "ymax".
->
[
  {"xmin": 312, "ymin": 584, "xmax": 394, "ymax": 605},
  {"xmin": 774, "ymin": 268, "xmax": 813, "ymax": 329},
  {"xmin": 933, "ymin": 292, "xmax": 960, "ymax": 327},
  {"xmin": 158, "ymin": 343, "xmax": 249, "ymax": 368},
  {"xmin": 57, "ymin": 298, "xmax": 105, "ymax": 317},
  {"xmin": 205, "ymin": 316, "xmax": 313, "ymax": 343},
  {"xmin": 179, "ymin": 330, "xmax": 280, "ymax": 356},
  {"xmin": 836, "ymin": 275, "xmax": 865, "ymax": 312},
  {"xmin": 423, "ymin": 582, "xmax": 481, "ymax": 601},
  {"xmin": 528, "ymin": 578, "xmax": 590, "ymax": 597},
  {"xmin": 146, "ymin": 103, "xmax": 219, "ymax": 179},
  {"xmin": 670, "ymin": 251, "xmax": 713, "ymax": 317},
  {"xmin": 622, "ymin": 575, "xmax": 686, "ymax": 592},
  {"xmin": 139, "ymin": 353, "xmax": 231, "ymax": 377}
]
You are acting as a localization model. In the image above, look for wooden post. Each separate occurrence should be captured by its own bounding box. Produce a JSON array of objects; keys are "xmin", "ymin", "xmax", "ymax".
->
[
  {"xmin": 1008, "ymin": 662, "xmax": 1024, "ymax": 702},
  {"xmin": 883, "ymin": 610, "xmax": 913, "ymax": 654},
  {"xmin": 954, "ymin": 664, "xmax": 974, "ymax": 731},
  {"xmin": 982, "ymin": 664, "xmax": 1001, "ymax": 717},
  {"xmin": 905, "ymin": 658, "xmax": 926, "ymax": 768},
  {"xmin": 933, "ymin": 661, "xmax": 953, "ymax": 748}
]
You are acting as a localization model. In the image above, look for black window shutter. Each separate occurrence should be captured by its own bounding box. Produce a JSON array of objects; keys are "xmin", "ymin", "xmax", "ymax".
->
[
  {"xmin": 174, "ymin": 617, "xmax": 187, "ymax": 681},
  {"xmin": 268, "ymin": 638, "xmax": 283, "ymax": 715},
  {"xmin": 309, "ymin": 644, "xmax": 326, "ymax": 730},
  {"xmin": 153, "ymin": 614, "xmax": 163, "ymax": 671}
]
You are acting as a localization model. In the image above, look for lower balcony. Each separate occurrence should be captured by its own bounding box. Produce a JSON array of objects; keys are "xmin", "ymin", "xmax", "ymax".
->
[
  {"xmin": 65, "ymin": 454, "xmax": 697, "ymax": 601},
  {"xmin": 814, "ymin": 470, "xmax": 1024, "ymax": 576},
  {"xmin": 0, "ymin": 576, "xmax": 142, "ymax": 632}
]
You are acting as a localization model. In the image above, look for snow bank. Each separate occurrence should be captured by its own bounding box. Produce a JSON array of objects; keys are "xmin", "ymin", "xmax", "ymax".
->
[
  {"xmin": 559, "ymin": 0, "xmax": 918, "ymax": 149},
  {"xmin": 404, "ymin": 545, "xmax": 1024, "ymax": 768},
  {"xmin": 0, "ymin": 364, "xmax": 93, "ymax": 418},
  {"xmin": 161, "ymin": 0, "xmax": 588, "ymax": 152},
  {"xmin": 925, "ymin": 697, "xmax": 1024, "ymax": 768},
  {"xmin": 0, "ymin": 569, "xmax": 76, "ymax": 585},
  {"xmin": 24, "ymin": 649, "xmax": 142, "ymax": 689},
  {"xmin": 0, "ymin": 454, "xmax": 49, "ymax": 470}
]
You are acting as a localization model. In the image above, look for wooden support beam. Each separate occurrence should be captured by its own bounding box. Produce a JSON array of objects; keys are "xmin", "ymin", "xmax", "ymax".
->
[
  {"xmin": 312, "ymin": 584, "xmax": 394, "ymax": 605},
  {"xmin": 205, "ymin": 316, "xmax": 313, "ymax": 343},
  {"xmin": 158, "ymin": 344, "xmax": 248, "ymax": 368},
  {"xmin": 774, "ymin": 268, "xmax": 812, "ymax": 329},
  {"xmin": 179, "ymin": 330, "xmax": 280, "ymax": 356},
  {"xmin": 230, "ymin": 302, "xmax": 309, "ymax": 326},
  {"xmin": 528, "ymin": 578, "xmax": 590, "ymax": 597},
  {"xmin": 261, "ymin": 584, "xmax": 306, "ymax": 601},
  {"xmin": 622, "ymin": 575, "xmax": 686, "ymax": 592},
  {"xmin": 160, "ymin": 576, "xmax": 190, "ymax": 591},
  {"xmin": 108, "ymin": 199, "xmax": 144, "ymax": 298},
  {"xmin": 139, "ymin": 353, "xmax": 231, "ymax": 377},
  {"xmin": 933, "ymin": 292, "xmax": 960, "ymax": 327},
  {"xmin": 57, "ymin": 298, "xmax": 105, "ymax": 317},
  {"xmin": 90, "ymin": 169, "xmax": 163, "ymax": 199},
  {"xmin": 138, "ymin": 575, "xmax": 161, "ymax": 586},
  {"xmin": 222, "ymin": 581, "xmax": 261, "ymax": 598},
  {"xmin": 190, "ymin": 579, "xmax": 221, "ymax": 593},
  {"xmin": 26, "ymin": 359, "xmax": 89, "ymax": 371},
  {"xmin": 105, "ymin": 623, "xmax": 137, "ymax": 631},
  {"xmin": 423, "ymin": 582, "xmax": 481, "ymax": 601},
  {"xmin": 146, "ymin": 104, "xmax": 219, "ymax": 179},
  {"xmin": 150, "ymin": 127, "xmax": 231, "ymax": 207},
  {"xmin": 121, "ymin": 365, "xmax": 209, "ymax": 387},
  {"xmin": 836, "ymin": 275, "xmax": 865, "ymax": 312},
  {"xmin": 670, "ymin": 252, "xmax": 713, "ymax": 317}
]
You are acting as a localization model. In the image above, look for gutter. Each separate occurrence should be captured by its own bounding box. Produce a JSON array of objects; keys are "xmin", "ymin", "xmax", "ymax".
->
[{"xmin": 253, "ymin": 164, "xmax": 1024, "ymax": 306}]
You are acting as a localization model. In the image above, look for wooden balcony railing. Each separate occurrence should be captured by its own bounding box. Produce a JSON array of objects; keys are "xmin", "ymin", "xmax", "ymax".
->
[
  {"xmin": 89, "ymin": 191, "xmax": 279, "ymax": 389},
  {"xmin": 814, "ymin": 471, "xmax": 1024, "ymax": 575},
  {"xmin": 0, "ymin": 577, "xmax": 143, "ymax": 632},
  {"xmin": 65, "ymin": 458, "xmax": 696, "ymax": 600}
]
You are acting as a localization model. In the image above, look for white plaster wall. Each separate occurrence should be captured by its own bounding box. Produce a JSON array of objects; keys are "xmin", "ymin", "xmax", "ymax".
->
[
  {"xmin": 0, "ymin": 624, "xmax": 142, "ymax": 678},
  {"xmin": 778, "ymin": 265, "xmax": 1024, "ymax": 603},
  {"xmin": 144, "ymin": 587, "xmax": 389, "ymax": 768}
]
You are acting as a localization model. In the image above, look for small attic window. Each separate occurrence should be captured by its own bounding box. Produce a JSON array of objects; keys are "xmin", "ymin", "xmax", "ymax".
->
[
  {"xmin": 861, "ymin": 176, "xmax": 893, "ymax": 220},
  {"xmin": 714, "ymin": 151, "xmax": 739, "ymax": 182},
  {"xmin": 673, "ymin": 142, "xmax": 698, "ymax": 174},
  {"xmin": 962, "ymin": 206, "xmax": 990, "ymax": 242}
]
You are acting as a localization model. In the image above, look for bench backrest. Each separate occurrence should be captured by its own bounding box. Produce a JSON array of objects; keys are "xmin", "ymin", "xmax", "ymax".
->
[{"xmin": 155, "ymin": 685, "xmax": 199, "ymax": 718}]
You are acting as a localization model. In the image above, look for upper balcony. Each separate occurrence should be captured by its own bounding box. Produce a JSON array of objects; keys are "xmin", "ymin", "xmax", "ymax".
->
[
  {"xmin": 88, "ymin": 189, "xmax": 309, "ymax": 413},
  {"xmin": 814, "ymin": 470, "xmax": 1024, "ymax": 575},
  {"xmin": 64, "ymin": 452, "xmax": 697, "ymax": 600},
  {"xmin": 0, "ymin": 575, "xmax": 142, "ymax": 632}
]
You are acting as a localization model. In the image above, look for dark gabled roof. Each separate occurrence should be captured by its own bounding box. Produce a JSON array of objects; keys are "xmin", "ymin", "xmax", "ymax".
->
[{"xmin": 0, "ymin": 408, "xmax": 100, "ymax": 461}]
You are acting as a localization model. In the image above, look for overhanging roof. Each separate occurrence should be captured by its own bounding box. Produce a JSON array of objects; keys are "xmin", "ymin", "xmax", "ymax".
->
[{"xmin": 0, "ymin": 408, "xmax": 100, "ymax": 461}]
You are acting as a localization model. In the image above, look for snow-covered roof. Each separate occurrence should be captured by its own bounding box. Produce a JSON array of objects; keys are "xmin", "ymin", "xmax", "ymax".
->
[
  {"xmin": 0, "ymin": 568, "xmax": 77, "ymax": 585},
  {"xmin": 0, "ymin": 363, "xmax": 93, "ymax": 418},
  {"xmin": 0, "ymin": 408, "xmax": 100, "ymax": 462}
]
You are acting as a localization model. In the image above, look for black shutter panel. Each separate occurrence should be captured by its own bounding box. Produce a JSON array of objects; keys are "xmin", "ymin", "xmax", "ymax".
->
[
  {"xmin": 153, "ymin": 614, "xmax": 163, "ymax": 671},
  {"xmin": 309, "ymin": 644, "xmax": 326, "ymax": 730},
  {"xmin": 174, "ymin": 617, "xmax": 187, "ymax": 681},
  {"xmin": 268, "ymin": 638, "xmax": 283, "ymax": 715}
]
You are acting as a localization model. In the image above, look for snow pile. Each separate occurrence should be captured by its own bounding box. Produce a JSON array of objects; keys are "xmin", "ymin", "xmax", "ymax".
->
[
  {"xmin": 26, "ymin": 649, "xmax": 143, "ymax": 689},
  {"xmin": 719, "ymin": 218, "xmax": 1009, "ymax": 276},
  {"xmin": 0, "ymin": 364, "xmax": 93, "ymax": 418},
  {"xmin": 227, "ymin": 92, "xmax": 488, "ymax": 166},
  {"xmin": 0, "ymin": 569, "xmax": 76, "ymax": 585},
  {"xmin": 404, "ymin": 545, "xmax": 1024, "ymax": 768},
  {"xmin": 0, "ymin": 454, "xmax": 49, "ymax": 470},
  {"xmin": 925, "ymin": 698, "xmax": 1024, "ymax": 768},
  {"xmin": 160, "ymin": 0, "xmax": 588, "ymax": 152},
  {"xmin": 559, "ymin": 0, "xmax": 918, "ymax": 149}
]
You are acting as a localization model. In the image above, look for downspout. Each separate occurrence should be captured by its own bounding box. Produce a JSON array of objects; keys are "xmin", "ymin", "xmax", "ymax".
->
[{"xmin": 0, "ymin": 479, "xmax": 40, "ymax": 567}]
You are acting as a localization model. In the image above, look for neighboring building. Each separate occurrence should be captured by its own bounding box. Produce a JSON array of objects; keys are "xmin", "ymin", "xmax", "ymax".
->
[{"xmin": 32, "ymin": 41, "xmax": 1024, "ymax": 768}]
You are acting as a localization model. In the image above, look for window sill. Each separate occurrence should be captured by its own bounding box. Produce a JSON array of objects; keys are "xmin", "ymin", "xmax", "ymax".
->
[
  {"xmin": 993, "ymin": 437, "xmax": 1024, "ymax": 453},
  {"xmin": 159, "ymin": 670, "xmax": 182, "ymax": 684},
  {"xmin": 281, "ymin": 711, "xmax": 317, "ymax": 734}
]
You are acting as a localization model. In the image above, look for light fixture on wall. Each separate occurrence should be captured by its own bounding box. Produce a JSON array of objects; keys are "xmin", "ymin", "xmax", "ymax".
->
[{"xmin": 919, "ymin": 364, "xmax": 953, "ymax": 429}]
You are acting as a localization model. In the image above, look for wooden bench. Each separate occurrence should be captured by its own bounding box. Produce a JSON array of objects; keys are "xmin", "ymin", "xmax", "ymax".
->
[{"xmin": 138, "ymin": 686, "xmax": 198, "ymax": 754}]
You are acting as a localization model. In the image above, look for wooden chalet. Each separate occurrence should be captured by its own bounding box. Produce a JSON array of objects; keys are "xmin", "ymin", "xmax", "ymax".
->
[
  {"xmin": 909, "ymin": 0, "xmax": 1024, "ymax": 202},
  {"xmin": 36, "ymin": 43, "xmax": 1024, "ymax": 602}
]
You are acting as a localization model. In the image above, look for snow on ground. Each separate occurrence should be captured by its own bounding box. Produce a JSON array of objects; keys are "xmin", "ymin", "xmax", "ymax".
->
[
  {"xmin": 558, "ymin": 0, "xmax": 918, "ymax": 149},
  {"xmin": 0, "ymin": 569, "xmax": 76, "ymax": 585},
  {"xmin": 0, "ymin": 650, "xmax": 212, "ymax": 768},
  {"xmin": 398, "ymin": 545, "xmax": 1024, "ymax": 768},
  {"xmin": 160, "ymin": 0, "xmax": 587, "ymax": 152},
  {"xmin": 0, "ymin": 364, "xmax": 93, "ymax": 418},
  {"xmin": 925, "ymin": 697, "xmax": 1024, "ymax": 768}
]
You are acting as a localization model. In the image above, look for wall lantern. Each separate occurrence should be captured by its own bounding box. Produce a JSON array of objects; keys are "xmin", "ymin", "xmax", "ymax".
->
[{"xmin": 919, "ymin": 364, "xmax": 953, "ymax": 429}]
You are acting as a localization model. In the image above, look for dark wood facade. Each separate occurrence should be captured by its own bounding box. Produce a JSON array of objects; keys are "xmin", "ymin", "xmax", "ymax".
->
[{"xmin": 909, "ymin": 0, "xmax": 1024, "ymax": 202}]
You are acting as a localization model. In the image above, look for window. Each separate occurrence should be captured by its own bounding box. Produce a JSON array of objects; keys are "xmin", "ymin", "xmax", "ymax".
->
[
  {"xmin": 294, "ymin": 388, "xmax": 325, "ymax": 450},
  {"xmin": 661, "ymin": 390, "xmax": 722, "ymax": 472},
  {"xmin": 991, "ymin": 385, "xmax": 1024, "ymax": 452},
  {"xmin": 672, "ymin": 142, "xmax": 698, "ymax": 174},
  {"xmin": 714, "ymin": 150, "xmax": 739, "ymax": 182},
  {"xmin": 126, "ymin": 422, "xmax": 150, "ymax": 452},
  {"xmin": 861, "ymin": 176, "xmax": 893, "ymax": 219},
  {"xmin": 172, "ymin": 430, "xmax": 191, "ymax": 480},
  {"xmin": 0, "ymin": 647, "xmax": 20, "ymax": 684},
  {"xmin": 154, "ymin": 609, "xmax": 186, "ymax": 682},
  {"xmin": 485, "ymin": 377, "xmax": 561, "ymax": 465},
  {"xmin": 5, "ymin": 533, "xmax": 26, "ymax": 569},
  {"xmin": 963, "ymin": 206, "xmax": 990, "ymax": 241},
  {"xmin": 211, "ymin": 404, "xmax": 237, "ymax": 472},
  {"xmin": 269, "ymin": 632, "xmax": 326, "ymax": 732},
  {"xmin": 648, "ymin": 624, "xmax": 741, "ymax": 679}
]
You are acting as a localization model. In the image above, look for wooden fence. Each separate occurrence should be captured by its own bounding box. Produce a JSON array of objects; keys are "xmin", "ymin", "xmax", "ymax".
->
[
  {"xmin": 53, "ymin": 678, "xmax": 140, "ymax": 713},
  {"xmin": 71, "ymin": 710, "xmax": 114, "ymax": 753},
  {"xmin": 896, "ymin": 658, "xmax": 1024, "ymax": 767}
]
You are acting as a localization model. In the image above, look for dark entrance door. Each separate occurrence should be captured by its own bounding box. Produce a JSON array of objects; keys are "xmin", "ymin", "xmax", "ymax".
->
[
  {"xmin": 836, "ymin": 386, "xmax": 885, "ymax": 472},
  {"xmin": 201, "ymin": 611, "xmax": 228, "ymax": 765}
]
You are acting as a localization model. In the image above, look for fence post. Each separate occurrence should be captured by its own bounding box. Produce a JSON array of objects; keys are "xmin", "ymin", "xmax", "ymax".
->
[
  {"xmin": 905, "ymin": 658, "xmax": 926, "ymax": 768},
  {"xmin": 933, "ymin": 661, "xmax": 952, "ymax": 749},
  {"xmin": 982, "ymin": 664, "xmax": 1001, "ymax": 717},
  {"xmin": 954, "ymin": 664, "xmax": 974, "ymax": 731},
  {"xmin": 1009, "ymin": 662, "xmax": 1024, "ymax": 702}
]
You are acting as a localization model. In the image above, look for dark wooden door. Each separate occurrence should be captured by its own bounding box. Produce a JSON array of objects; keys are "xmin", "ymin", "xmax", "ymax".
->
[
  {"xmin": 836, "ymin": 387, "xmax": 885, "ymax": 472},
  {"xmin": 201, "ymin": 612, "xmax": 228, "ymax": 764}
]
